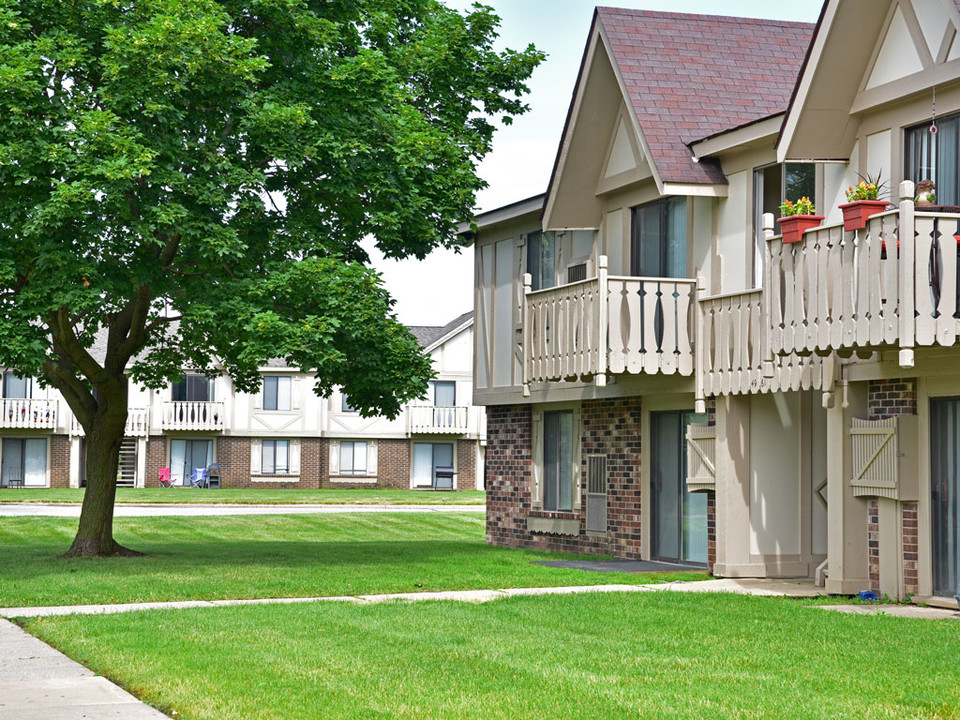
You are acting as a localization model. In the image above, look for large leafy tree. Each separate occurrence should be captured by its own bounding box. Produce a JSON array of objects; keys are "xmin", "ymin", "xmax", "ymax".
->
[{"xmin": 0, "ymin": 0, "xmax": 541, "ymax": 556}]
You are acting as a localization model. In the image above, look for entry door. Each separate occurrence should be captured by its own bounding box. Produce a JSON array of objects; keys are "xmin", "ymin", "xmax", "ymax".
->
[
  {"xmin": 651, "ymin": 410, "xmax": 708, "ymax": 565},
  {"xmin": 931, "ymin": 397, "xmax": 960, "ymax": 597}
]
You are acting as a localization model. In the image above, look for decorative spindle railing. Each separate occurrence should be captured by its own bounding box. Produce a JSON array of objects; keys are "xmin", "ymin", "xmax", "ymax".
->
[
  {"xmin": 765, "ymin": 181, "xmax": 960, "ymax": 368},
  {"xmin": 70, "ymin": 407, "xmax": 149, "ymax": 436},
  {"xmin": 408, "ymin": 405, "xmax": 475, "ymax": 434},
  {"xmin": 0, "ymin": 399, "xmax": 57, "ymax": 429},
  {"xmin": 161, "ymin": 401, "xmax": 224, "ymax": 431},
  {"xmin": 521, "ymin": 256, "xmax": 695, "ymax": 386}
]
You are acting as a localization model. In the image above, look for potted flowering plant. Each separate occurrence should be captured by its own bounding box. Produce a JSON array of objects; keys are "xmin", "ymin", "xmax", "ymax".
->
[
  {"xmin": 839, "ymin": 173, "xmax": 889, "ymax": 231},
  {"xmin": 777, "ymin": 196, "xmax": 823, "ymax": 244},
  {"xmin": 915, "ymin": 179, "xmax": 936, "ymax": 206}
]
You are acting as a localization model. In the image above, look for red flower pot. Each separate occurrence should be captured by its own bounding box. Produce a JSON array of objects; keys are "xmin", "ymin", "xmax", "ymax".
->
[
  {"xmin": 838, "ymin": 200, "xmax": 890, "ymax": 231},
  {"xmin": 777, "ymin": 214, "xmax": 824, "ymax": 244}
]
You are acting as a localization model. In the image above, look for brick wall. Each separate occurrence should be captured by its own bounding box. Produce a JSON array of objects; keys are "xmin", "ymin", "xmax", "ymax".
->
[
  {"xmin": 376, "ymin": 439, "xmax": 411, "ymax": 489},
  {"xmin": 867, "ymin": 379, "xmax": 917, "ymax": 420},
  {"xmin": 902, "ymin": 501, "xmax": 919, "ymax": 596},
  {"xmin": 145, "ymin": 436, "xmax": 164, "ymax": 487},
  {"xmin": 867, "ymin": 499, "xmax": 880, "ymax": 592},
  {"xmin": 299, "ymin": 438, "xmax": 326, "ymax": 489},
  {"xmin": 456, "ymin": 439, "xmax": 477, "ymax": 491},
  {"xmin": 49, "ymin": 435, "xmax": 71, "ymax": 489},
  {"xmin": 486, "ymin": 399, "xmax": 651, "ymax": 560},
  {"xmin": 866, "ymin": 379, "xmax": 918, "ymax": 597}
]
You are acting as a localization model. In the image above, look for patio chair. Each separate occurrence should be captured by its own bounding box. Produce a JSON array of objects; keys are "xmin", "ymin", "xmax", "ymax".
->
[
  {"xmin": 190, "ymin": 467, "xmax": 207, "ymax": 489},
  {"xmin": 5, "ymin": 472, "xmax": 24, "ymax": 489},
  {"xmin": 206, "ymin": 462, "xmax": 221, "ymax": 489},
  {"xmin": 158, "ymin": 468, "xmax": 174, "ymax": 488}
]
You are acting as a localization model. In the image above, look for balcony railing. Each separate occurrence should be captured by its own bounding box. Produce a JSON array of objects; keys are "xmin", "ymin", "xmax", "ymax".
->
[
  {"xmin": 522, "ymin": 257, "xmax": 695, "ymax": 386},
  {"xmin": 0, "ymin": 398, "xmax": 57, "ymax": 429},
  {"xmin": 697, "ymin": 288, "xmax": 827, "ymax": 407},
  {"xmin": 70, "ymin": 407, "xmax": 149, "ymax": 437},
  {"xmin": 408, "ymin": 405, "xmax": 478, "ymax": 434},
  {"xmin": 765, "ymin": 181, "xmax": 959, "ymax": 369},
  {"xmin": 161, "ymin": 401, "xmax": 224, "ymax": 432}
]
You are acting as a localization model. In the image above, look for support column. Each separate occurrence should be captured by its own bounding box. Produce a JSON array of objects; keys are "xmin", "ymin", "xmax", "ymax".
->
[
  {"xmin": 713, "ymin": 394, "xmax": 763, "ymax": 576},
  {"xmin": 825, "ymin": 381, "xmax": 869, "ymax": 595}
]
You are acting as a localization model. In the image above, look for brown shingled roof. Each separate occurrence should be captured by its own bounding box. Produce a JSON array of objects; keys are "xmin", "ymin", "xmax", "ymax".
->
[{"xmin": 597, "ymin": 7, "xmax": 814, "ymax": 185}]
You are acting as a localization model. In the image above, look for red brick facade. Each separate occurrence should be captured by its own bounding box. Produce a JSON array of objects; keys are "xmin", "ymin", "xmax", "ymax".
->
[
  {"xmin": 866, "ymin": 379, "xmax": 919, "ymax": 597},
  {"xmin": 376, "ymin": 439, "xmax": 412, "ymax": 489},
  {"xmin": 49, "ymin": 435, "xmax": 71, "ymax": 489},
  {"xmin": 146, "ymin": 436, "xmax": 164, "ymax": 487}
]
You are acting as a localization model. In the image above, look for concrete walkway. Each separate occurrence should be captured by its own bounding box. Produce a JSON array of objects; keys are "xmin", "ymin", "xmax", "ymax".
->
[
  {"xmin": 0, "ymin": 619, "xmax": 167, "ymax": 719},
  {"xmin": 0, "ymin": 503, "xmax": 486, "ymax": 517}
]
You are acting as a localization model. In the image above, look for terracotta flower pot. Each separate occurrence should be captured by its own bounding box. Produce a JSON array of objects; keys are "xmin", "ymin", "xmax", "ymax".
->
[
  {"xmin": 777, "ymin": 214, "xmax": 824, "ymax": 244},
  {"xmin": 839, "ymin": 200, "xmax": 890, "ymax": 231}
]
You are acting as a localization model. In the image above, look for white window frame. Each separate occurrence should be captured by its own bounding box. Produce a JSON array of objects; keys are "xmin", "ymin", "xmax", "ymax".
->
[
  {"xmin": 262, "ymin": 376, "xmax": 292, "ymax": 411},
  {"xmin": 531, "ymin": 403, "xmax": 581, "ymax": 512}
]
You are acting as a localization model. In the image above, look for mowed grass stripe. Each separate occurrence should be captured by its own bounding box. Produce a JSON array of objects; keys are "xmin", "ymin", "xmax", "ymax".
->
[
  {"xmin": 25, "ymin": 592, "xmax": 960, "ymax": 720},
  {"xmin": 0, "ymin": 514, "xmax": 704, "ymax": 607},
  {"xmin": 0, "ymin": 488, "xmax": 486, "ymax": 504}
]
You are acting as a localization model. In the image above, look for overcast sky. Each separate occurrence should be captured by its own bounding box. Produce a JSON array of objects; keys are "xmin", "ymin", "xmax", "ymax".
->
[{"xmin": 370, "ymin": 0, "xmax": 825, "ymax": 327}]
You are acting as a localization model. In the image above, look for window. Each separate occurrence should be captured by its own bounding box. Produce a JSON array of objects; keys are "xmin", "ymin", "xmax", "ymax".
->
[
  {"xmin": 754, "ymin": 162, "xmax": 816, "ymax": 287},
  {"xmin": 341, "ymin": 395, "xmax": 357, "ymax": 413},
  {"xmin": 261, "ymin": 439, "xmax": 289, "ymax": 474},
  {"xmin": 431, "ymin": 381, "xmax": 456, "ymax": 407},
  {"xmin": 1, "ymin": 438, "xmax": 46, "ymax": 487},
  {"xmin": 630, "ymin": 197, "xmax": 687, "ymax": 278},
  {"xmin": 413, "ymin": 442, "xmax": 455, "ymax": 489},
  {"xmin": 169, "ymin": 439, "xmax": 213, "ymax": 486},
  {"xmin": 339, "ymin": 440, "xmax": 367, "ymax": 474},
  {"xmin": 172, "ymin": 374, "xmax": 213, "ymax": 402},
  {"xmin": 906, "ymin": 113, "xmax": 960, "ymax": 206},
  {"xmin": 263, "ymin": 376, "xmax": 292, "ymax": 411},
  {"xmin": 543, "ymin": 410, "xmax": 574, "ymax": 511},
  {"xmin": 2, "ymin": 372, "xmax": 31, "ymax": 399},
  {"xmin": 526, "ymin": 230, "xmax": 556, "ymax": 291}
]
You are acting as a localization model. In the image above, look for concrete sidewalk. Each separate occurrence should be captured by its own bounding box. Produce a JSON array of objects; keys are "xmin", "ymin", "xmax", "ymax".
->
[
  {"xmin": 0, "ymin": 619, "xmax": 168, "ymax": 719},
  {"xmin": 0, "ymin": 503, "xmax": 486, "ymax": 517}
]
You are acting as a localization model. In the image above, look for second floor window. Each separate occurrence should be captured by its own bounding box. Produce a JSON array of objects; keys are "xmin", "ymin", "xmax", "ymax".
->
[
  {"xmin": 430, "ymin": 381, "xmax": 456, "ymax": 407},
  {"xmin": 906, "ymin": 113, "xmax": 960, "ymax": 206},
  {"xmin": 172, "ymin": 374, "xmax": 213, "ymax": 402},
  {"xmin": 263, "ymin": 376, "xmax": 292, "ymax": 411},
  {"xmin": 2, "ymin": 372, "xmax": 31, "ymax": 399},
  {"xmin": 630, "ymin": 197, "xmax": 687, "ymax": 278},
  {"xmin": 526, "ymin": 230, "xmax": 555, "ymax": 291},
  {"xmin": 341, "ymin": 395, "xmax": 357, "ymax": 413}
]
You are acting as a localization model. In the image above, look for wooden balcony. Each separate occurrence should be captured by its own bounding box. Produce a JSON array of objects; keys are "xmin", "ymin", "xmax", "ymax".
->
[
  {"xmin": 161, "ymin": 401, "xmax": 224, "ymax": 432},
  {"xmin": 0, "ymin": 399, "xmax": 57, "ymax": 429},
  {"xmin": 522, "ymin": 257, "xmax": 696, "ymax": 387},
  {"xmin": 70, "ymin": 408, "xmax": 149, "ymax": 437},
  {"xmin": 765, "ymin": 181, "xmax": 957, "ymax": 369},
  {"xmin": 408, "ymin": 405, "xmax": 481, "ymax": 435}
]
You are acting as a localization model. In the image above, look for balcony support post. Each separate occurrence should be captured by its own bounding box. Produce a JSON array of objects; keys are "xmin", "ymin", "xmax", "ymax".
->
[
  {"xmin": 694, "ymin": 274, "xmax": 706, "ymax": 414},
  {"xmin": 521, "ymin": 272, "xmax": 531, "ymax": 397},
  {"xmin": 761, "ymin": 212, "xmax": 776, "ymax": 378},
  {"xmin": 898, "ymin": 181, "xmax": 916, "ymax": 369},
  {"xmin": 595, "ymin": 256, "xmax": 608, "ymax": 388}
]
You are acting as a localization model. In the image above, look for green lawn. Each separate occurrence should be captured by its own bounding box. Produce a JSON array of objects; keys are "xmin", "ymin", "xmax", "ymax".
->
[
  {"xmin": 24, "ymin": 592, "xmax": 960, "ymax": 719},
  {"xmin": 0, "ymin": 513, "xmax": 703, "ymax": 607},
  {"xmin": 0, "ymin": 487, "xmax": 486, "ymax": 504}
]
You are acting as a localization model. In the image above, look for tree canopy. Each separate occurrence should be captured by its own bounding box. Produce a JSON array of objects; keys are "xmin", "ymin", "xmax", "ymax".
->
[{"xmin": 0, "ymin": 0, "xmax": 542, "ymax": 555}]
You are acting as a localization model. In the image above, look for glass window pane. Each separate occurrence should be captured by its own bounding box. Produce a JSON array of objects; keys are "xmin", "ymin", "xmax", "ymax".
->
[
  {"xmin": 433, "ymin": 443, "xmax": 454, "ymax": 469},
  {"xmin": 169, "ymin": 439, "xmax": 186, "ymax": 485},
  {"xmin": 665, "ymin": 197, "xmax": 687, "ymax": 279},
  {"xmin": 413, "ymin": 443, "xmax": 433, "ymax": 486},
  {"xmin": 353, "ymin": 442, "xmax": 367, "ymax": 472},
  {"xmin": 3, "ymin": 373, "xmax": 30, "ymax": 398},
  {"xmin": 275, "ymin": 440, "xmax": 289, "ymax": 474},
  {"xmin": 172, "ymin": 380, "xmax": 186, "ymax": 402},
  {"xmin": 262, "ymin": 440, "xmax": 276, "ymax": 474},
  {"xmin": 1, "ymin": 438, "xmax": 23, "ymax": 485},
  {"xmin": 340, "ymin": 442, "xmax": 354, "ymax": 473},
  {"xmin": 277, "ymin": 377, "xmax": 292, "ymax": 411},
  {"xmin": 341, "ymin": 395, "xmax": 356, "ymax": 413},
  {"xmin": 938, "ymin": 115, "xmax": 959, "ymax": 206},
  {"xmin": 540, "ymin": 232, "xmax": 555, "ymax": 290},
  {"xmin": 24, "ymin": 438, "xmax": 46, "ymax": 486},
  {"xmin": 263, "ymin": 377, "xmax": 278, "ymax": 411},
  {"xmin": 526, "ymin": 231, "xmax": 542, "ymax": 291},
  {"xmin": 433, "ymin": 381, "xmax": 456, "ymax": 407},
  {"xmin": 557, "ymin": 411, "xmax": 573, "ymax": 511},
  {"xmin": 784, "ymin": 163, "xmax": 815, "ymax": 204},
  {"xmin": 543, "ymin": 412, "xmax": 559, "ymax": 511}
]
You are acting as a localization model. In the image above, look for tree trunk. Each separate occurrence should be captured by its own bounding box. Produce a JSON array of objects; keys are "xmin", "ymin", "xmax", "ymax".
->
[{"xmin": 63, "ymin": 382, "xmax": 142, "ymax": 558}]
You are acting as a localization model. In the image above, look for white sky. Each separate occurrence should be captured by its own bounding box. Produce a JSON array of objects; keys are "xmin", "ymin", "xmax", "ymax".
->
[{"xmin": 369, "ymin": 0, "xmax": 825, "ymax": 326}]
